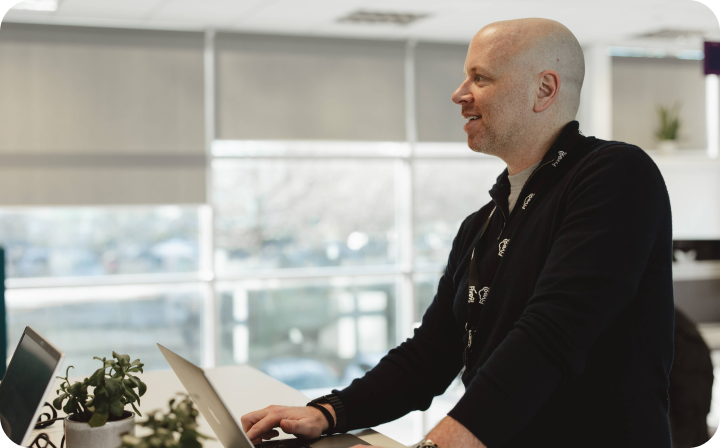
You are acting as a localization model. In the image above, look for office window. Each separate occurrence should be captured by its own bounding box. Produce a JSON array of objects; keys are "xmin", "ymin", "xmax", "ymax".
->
[
  {"xmin": 0, "ymin": 207, "xmax": 201, "ymax": 278},
  {"xmin": 413, "ymin": 155, "xmax": 505, "ymax": 269},
  {"xmin": 6, "ymin": 283, "xmax": 206, "ymax": 376},
  {"xmin": 213, "ymin": 159, "xmax": 396, "ymax": 274},
  {"xmin": 217, "ymin": 277, "xmax": 396, "ymax": 389},
  {"xmin": 414, "ymin": 272, "xmax": 442, "ymax": 323}
]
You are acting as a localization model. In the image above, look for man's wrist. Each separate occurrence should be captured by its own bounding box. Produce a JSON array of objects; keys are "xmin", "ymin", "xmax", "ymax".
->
[
  {"xmin": 308, "ymin": 393, "xmax": 347, "ymax": 433},
  {"xmin": 319, "ymin": 403, "xmax": 337, "ymax": 423},
  {"xmin": 306, "ymin": 403, "xmax": 335, "ymax": 434}
]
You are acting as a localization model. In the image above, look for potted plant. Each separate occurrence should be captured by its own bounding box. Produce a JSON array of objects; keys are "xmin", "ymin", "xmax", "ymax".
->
[
  {"xmin": 53, "ymin": 352, "xmax": 147, "ymax": 448},
  {"xmin": 655, "ymin": 103, "xmax": 682, "ymax": 154},
  {"xmin": 121, "ymin": 394, "xmax": 213, "ymax": 448}
]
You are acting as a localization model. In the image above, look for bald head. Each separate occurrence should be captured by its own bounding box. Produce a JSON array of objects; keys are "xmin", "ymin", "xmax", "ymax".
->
[
  {"xmin": 474, "ymin": 18, "xmax": 585, "ymax": 120},
  {"xmin": 452, "ymin": 18, "xmax": 585, "ymax": 169}
]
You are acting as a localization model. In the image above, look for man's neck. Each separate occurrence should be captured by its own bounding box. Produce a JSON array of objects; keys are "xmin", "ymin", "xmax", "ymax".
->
[
  {"xmin": 506, "ymin": 154, "xmax": 545, "ymax": 176},
  {"xmin": 504, "ymin": 122, "xmax": 569, "ymax": 175}
]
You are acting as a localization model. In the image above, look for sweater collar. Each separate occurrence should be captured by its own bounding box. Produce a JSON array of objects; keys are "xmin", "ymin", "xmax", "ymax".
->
[{"xmin": 488, "ymin": 121, "xmax": 582, "ymax": 215}]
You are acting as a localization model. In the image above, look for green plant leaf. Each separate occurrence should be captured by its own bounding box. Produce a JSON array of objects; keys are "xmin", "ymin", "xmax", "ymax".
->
[
  {"xmin": 52, "ymin": 394, "xmax": 66, "ymax": 410},
  {"xmin": 88, "ymin": 411, "xmax": 109, "ymax": 428},
  {"xmin": 63, "ymin": 397, "xmax": 79, "ymax": 416},
  {"xmin": 126, "ymin": 375, "xmax": 140, "ymax": 388},
  {"xmin": 109, "ymin": 400, "xmax": 124, "ymax": 417},
  {"xmin": 125, "ymin": 387, "xmax": 140, "ymax": 403},
  {"xmin": 94, "ymin": 396, "xmax": 109, "ymax": 414},
  {"xmin": 105, "ymin": 378, "xmax": 123, "ymax": 398},
  {"xmin": 113, "ymin": 352, "xmax": 131, "ymax": 364},
  {"xmin": 128, "ymin": 375, "xmax": 147, "ymax": 397},
  {"xmin": 88, "ymin": 368, "xmax": 105, "ymax": 387},
  {"xmin": 137, "ymin": 380, "xmax": 147, "ymax": 397},
  {"xmin": 130, "ymin": 401, "xmax": 142, "ymax": 417},
  {"xmin": 178, "ymin": 433, "xmax": 202, "ymax": 448}
]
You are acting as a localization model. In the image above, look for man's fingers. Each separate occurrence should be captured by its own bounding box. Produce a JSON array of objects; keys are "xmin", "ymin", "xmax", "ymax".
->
[
  {"xmin": 240, "ymin": 405, "xmax": 276, "ymax": 432},
  {"xmin": 280, "ymin": 418, "xmax": 301, "ymax": 434},
  {"xmin": 243, "ymin": 405, "xmax": 324, "ymax": 440},
  {"xmin": 256, "ymin": 430, "xmax": 279, "ymax": 440},
  {"xmin": 246, "ymin": 411, "xmax": 284, "ymax": 440}
]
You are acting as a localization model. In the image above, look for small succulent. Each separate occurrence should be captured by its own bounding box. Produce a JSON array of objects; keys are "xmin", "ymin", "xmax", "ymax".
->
[
  {"xmin": 121, "ymin": 394, "xmax": 213, "ymax": 448},
  {"xmin": 53, "ymin": 352, "xmax": 147, "ymax": 428}
]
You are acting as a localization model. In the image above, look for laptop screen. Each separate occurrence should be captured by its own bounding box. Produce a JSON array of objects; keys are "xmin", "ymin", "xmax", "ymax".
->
[{"xmin": 0, "ymin": 327, "xmax": 63, "ymax": 445}]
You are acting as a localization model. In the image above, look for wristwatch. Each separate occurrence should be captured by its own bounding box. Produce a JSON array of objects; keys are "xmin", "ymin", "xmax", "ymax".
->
[
  {"xmin": 308, "ymin": 393, "xmax": 346, "ymax": 434},
  {"xmin": 413, "ymin": 439, "xmax": 439, "ymax": 448}
]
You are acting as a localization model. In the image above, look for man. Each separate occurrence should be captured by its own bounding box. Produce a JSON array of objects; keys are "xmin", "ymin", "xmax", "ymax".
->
[{"xmin": 242, "ymin": 18, "xmax": 674, "ymax": 448}]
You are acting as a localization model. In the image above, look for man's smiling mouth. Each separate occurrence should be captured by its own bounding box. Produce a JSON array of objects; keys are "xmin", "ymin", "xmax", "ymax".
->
[{"xmin": 466, "ymin": 115, "xmax": 481, "ymax": 123}]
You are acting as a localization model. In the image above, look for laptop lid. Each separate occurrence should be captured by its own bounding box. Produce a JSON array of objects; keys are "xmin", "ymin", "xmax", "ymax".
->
[
  {"xmin": 157, "ymin": 343, "xmax": 254, "ymax": 448},
  {"xmin": 0, "ymin": 326, "xmax": 65, "ymax": 446},
  {"xmin": 157, "ymin": 344, "xmax": 369, "ymax": 448}
]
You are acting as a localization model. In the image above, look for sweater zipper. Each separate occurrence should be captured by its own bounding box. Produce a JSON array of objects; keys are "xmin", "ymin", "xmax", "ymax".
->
[{"xmin": 497, "ymin": 159, "xmax": 554, "ymax": 240}]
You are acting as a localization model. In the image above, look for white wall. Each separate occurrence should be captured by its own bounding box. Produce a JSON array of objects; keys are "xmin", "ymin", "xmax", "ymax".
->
[
  {"xmin": 612, "ymin": 56, "xmax": 706, "ymax": 151},
  {"xmin": 654, "ymin": 155, "xmax": 720, "ymax": 239}
]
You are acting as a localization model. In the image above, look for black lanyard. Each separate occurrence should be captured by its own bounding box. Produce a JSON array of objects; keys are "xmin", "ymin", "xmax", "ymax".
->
[{"xmin": 463, "ymin": 157, "xmax": 557, "ymax": 368}]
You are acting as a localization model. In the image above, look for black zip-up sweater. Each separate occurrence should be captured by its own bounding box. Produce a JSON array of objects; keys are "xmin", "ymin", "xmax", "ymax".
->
[{"xmin": 334, "ymin": 122, "xmax": 674, "ymax": 448}]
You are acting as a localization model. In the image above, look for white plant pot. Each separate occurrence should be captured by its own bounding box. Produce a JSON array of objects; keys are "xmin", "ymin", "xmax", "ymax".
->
[
  {"xmin": 657, "ymin": 140, "xmax": 679, "ymax": 155},
  {"xmin": 64, "ymin": 411, "xmax": 135, "ymax": 448}
]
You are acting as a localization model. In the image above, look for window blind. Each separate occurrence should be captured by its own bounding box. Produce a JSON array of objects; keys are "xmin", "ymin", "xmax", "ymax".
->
[{"xmin": 0, "ymin": 23, "xmax": 206, "ymax": 205}]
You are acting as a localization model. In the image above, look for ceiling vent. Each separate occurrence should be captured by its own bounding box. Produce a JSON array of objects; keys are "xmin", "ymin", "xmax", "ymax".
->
[
  {"xmin": 634, "ymin": 28, "xmax": 706, "ymax": 40},
  {"xmin": 338, "ymin": 10, "xmax": 429, "ymax": 26}
]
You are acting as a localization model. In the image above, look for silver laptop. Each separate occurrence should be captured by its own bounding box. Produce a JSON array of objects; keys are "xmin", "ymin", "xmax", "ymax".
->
[
  {"xmin": 0, "ymin": 326, "xmax": 65, "ymax": 446},
  {"xmin": 157, "ymin": 344, "xmax": 369, "ymax": 448}
]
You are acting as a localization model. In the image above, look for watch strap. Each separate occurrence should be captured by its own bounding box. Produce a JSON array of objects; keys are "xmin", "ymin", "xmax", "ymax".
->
[
  {"xmin": 306, "ymin": 402, "xmax": 335, "ymax": 435},
  {"xmin": 309, "ymin": 393, "xmax": 346, "ymax": 433}
]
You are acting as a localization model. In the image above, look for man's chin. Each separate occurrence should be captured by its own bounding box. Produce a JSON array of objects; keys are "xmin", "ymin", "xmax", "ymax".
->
[
  {"xmin": 467, "ymin": 137, "xmax": 486, "ymax": 154},
  {"xmin": 467, "ymin": 136, "xmax": 500, "ymax": 157}
]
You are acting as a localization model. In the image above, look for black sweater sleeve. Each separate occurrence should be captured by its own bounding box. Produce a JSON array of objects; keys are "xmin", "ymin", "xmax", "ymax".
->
[
  {"xmin": 448, "ymin": 146, "xmax": 672, "ymax": 447},
  {"xmin": 333, "ymin": 211, "xmax": 474, "ymax": 430}
]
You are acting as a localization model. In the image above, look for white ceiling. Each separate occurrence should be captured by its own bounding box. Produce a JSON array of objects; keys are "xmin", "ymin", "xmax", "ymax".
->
[{"xmin": 2, "ymin": 0, "xmax": 719, "ymax": 47}]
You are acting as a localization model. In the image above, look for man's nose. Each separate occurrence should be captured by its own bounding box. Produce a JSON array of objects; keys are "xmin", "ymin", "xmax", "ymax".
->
[{"xmin": 452, "ymin": 79, "xmax": 472, "ymax": 105}]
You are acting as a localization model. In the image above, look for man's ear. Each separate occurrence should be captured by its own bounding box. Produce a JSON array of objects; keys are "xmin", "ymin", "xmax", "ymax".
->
[{"xmin": 534, "ymin": 70, "xmax": 561, "ymax": 113}]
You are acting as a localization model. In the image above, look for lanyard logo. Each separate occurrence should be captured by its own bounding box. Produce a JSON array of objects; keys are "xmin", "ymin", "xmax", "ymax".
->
[
  {"xmin": 478, "ymin": 286, "xmax": 490, "ymax": 304},
  {"xmin": 552, "ymin": 151, "xmax": 567, "ymax": 167},
  {"xmin": 498, "ymin": 238, "xmax": 510, "ymax": 257},
  {"xmin": 468, "ymin": 286, "xmax": 491, "ymax": 304},
  {"xmin": 522, "ymin": 193, "xmax": 535, "ymax": 210}
]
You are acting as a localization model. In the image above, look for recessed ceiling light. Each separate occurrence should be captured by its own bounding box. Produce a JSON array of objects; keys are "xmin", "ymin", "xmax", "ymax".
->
[
  {"xmin": 338, "ymin": 10, "xmax": 429, "ymax": 26},
  {"xmin": 11, "ymin": 0, "xmax": 59, "ymax": 12}
]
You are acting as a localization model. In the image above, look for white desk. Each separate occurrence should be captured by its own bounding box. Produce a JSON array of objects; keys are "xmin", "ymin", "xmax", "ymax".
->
[{"xmin": 28, "ymin": 365, "xmax": 406, "ymax": 448}]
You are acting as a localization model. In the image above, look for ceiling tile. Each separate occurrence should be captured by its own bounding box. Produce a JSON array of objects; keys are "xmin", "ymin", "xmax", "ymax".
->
[
  {"xmin": 151, "ymin": 0, "xmax": 265, "ymax": 25},
  {"xmin": 57, "ymin": 0, "xmax": 166, "ymax": 19}
]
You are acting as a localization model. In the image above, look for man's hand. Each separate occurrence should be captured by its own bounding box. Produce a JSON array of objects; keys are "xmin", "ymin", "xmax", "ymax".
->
[
  {"xmin": 240, "ymin": 404, "xmax": 336, "ymax": 443},
  {"xmin": 425, "ymin": 416, "xmax": 487, "ymax": 448}
]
